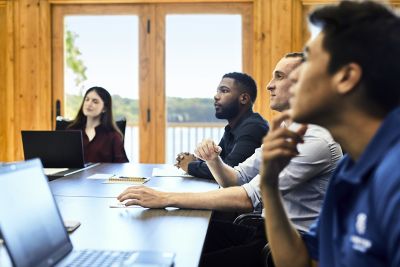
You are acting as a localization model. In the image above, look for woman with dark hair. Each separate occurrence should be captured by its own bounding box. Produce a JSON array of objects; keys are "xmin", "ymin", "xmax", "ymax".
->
[{"xmin": 68, "ymin": 86, "xmax": 129, "ymax": 163}]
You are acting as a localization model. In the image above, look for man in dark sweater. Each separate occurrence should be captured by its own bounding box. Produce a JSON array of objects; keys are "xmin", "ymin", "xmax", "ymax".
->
[{"xmin": 175, "ymin": 72, "xmax": 269, "ymax": 179}]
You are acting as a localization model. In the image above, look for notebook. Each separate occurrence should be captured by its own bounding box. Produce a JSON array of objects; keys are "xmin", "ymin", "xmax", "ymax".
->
[
  {"xmin": 104, "ymin": 176, "xmax": 150, "ymax": 184},
  {"xmin": 0, "ymin": 159, "xmax": 175, "ymax": 267},
  {"xmin": 21, "ymin": 130, "xmax": 98, "ymax": 177}
]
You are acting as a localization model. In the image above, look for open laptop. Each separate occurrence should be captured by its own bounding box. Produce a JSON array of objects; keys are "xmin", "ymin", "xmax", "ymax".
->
[
  {"xmin": 0, "ymin": 159, "xmax": 175, "ymax": 267},
  {"xmin": 21, "ymin": 130, "xmax": 98, "ymax": 177}
]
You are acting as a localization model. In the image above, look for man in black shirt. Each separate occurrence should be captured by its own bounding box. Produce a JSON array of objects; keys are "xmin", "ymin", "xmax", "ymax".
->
[{"xmin": 175, "ymin": 72, "xmax": 269, "ymax": 179}]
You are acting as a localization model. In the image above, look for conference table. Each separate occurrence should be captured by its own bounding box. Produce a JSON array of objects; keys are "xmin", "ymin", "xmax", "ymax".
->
[{"xmin": 0, "ymin": 163, "xmax": 219, "ymax": 267}]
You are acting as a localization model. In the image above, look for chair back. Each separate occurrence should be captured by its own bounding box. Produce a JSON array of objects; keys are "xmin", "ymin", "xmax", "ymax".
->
[
  {"xmin": 115, "ymin": 118, "xmax": 126, "ymax": 139},
  {"xmin": 55, "ymin": 116, "xmax": 71, "ymax": 130}
]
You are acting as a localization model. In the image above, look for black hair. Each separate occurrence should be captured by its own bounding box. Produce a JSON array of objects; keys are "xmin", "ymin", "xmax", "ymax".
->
[
  {"xmin": 309, "ymin": 0, "xmax": 400, "ymax": 112},
  {"xmin": 68, "ymin": 86, "xmax": 122, "ymax": 137},
  {"xmin": 284, "ymin": 52, "xmax": 305, "ymax": 61},
  {"xmin": 222, "ymin": 72, "xmax": 257, "ymax": 103}
]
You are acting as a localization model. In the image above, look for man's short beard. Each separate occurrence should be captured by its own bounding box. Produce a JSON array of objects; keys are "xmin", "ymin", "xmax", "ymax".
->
[{"xmin": 215, "ymin": 101, "xmax": 240, "ymax": 120}]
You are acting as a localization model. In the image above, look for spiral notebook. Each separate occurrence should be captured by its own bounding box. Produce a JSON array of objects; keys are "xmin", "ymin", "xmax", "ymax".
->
[{"xmin": 103, "ymin": 176, "xmax": 150, "ymax": 184}]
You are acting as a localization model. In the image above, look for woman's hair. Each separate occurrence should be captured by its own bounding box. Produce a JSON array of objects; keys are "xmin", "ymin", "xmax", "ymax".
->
[{"xmin": 68, "ymin": 86, "xmax": 123, "ymax": 137}]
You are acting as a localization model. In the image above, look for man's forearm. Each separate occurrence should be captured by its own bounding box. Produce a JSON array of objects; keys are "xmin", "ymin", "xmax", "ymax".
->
[
  {"xmin": 206, "ymin": 157, "xmax": 240, "ymax": 187},
  {"xmin": 262, "ymin": 185, "xmax": 312, "ymax": 267},
  {"xmin": 166, "ymin": 186, "xmax": 253, "ymax": 212}
]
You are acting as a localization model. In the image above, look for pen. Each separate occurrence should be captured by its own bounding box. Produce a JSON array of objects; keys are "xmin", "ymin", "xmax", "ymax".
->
[{"xmin": 118, "ymin": 176, "xmax": 146, "ymax": 179}]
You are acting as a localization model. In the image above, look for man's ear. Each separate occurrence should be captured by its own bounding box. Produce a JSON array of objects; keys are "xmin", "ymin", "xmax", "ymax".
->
[
  {"xmin": 334, "ymin": 63, "xmax": 362, "ymax": 95},
  {"xmin": 239, "ymin": 93, "xmax": 250, "ymax": 105}
]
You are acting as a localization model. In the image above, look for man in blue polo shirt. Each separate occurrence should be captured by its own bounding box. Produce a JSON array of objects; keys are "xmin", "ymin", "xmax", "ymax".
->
[{"xmin": 260, "ymin": 1, "xmax": 400, "ymax": 267}]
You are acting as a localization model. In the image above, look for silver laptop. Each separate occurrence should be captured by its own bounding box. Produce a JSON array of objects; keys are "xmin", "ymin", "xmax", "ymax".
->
[
  {"xmin": 21, "ymin": 130, "xmax": 98, "ymax": 177},
  {"xmin": 0, "ymin": 159, "xmax": 175, "ymax": 267}
]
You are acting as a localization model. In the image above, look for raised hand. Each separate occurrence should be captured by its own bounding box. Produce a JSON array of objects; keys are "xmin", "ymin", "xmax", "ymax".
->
[{"xmin": 260, "ymin": 111, "xmax": 307, "ymax": 188}]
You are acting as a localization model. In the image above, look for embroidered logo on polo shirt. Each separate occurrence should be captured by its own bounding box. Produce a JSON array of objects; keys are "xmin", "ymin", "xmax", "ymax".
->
[
  {"xmin": 350, "ymin": 235, "xmax": 371, "ymax": 252},
  {"xmin": 356, "ymin": 213, "xmax": 367, "ymax": 235},
  {"xmin": 351, "ymin": 212, "xmax": 371, "ymax": 253}
]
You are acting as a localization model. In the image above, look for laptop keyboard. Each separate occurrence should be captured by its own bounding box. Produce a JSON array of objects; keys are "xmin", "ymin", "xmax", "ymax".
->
[{"xmin": 64, "ymin": 249, "xmax": 136, "ymax": 267}]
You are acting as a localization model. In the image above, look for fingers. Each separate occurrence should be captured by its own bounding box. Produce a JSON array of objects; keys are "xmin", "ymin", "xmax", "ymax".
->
[
  {"xmin": 296, "ymin": 124, "xmax": 308, "ymax": 139},
  {"xmin": 270, "ymin": 111, "xmax": 291, "ymax": 131},
  {"xmin": 268, "ymin": 127, "xmax": 304, "ymax": 144},
  {"xmin": 175, "ymin": 152, "xmax": 189, "ymax": 168},
  {"xmin": 214, "ymin": 146, "xmax": 222, "ymax": 154},
  {"xmin": 260, "ymin": 114, "xmax": 308, "ymax": 187},
  {"xmin": 264, "ymin": 136, "xmax": 299, "ymax": 153},
  {"xmin": 194, "ymin": 139, "xmax": 221, "ymax": 160},
  {"xmin": 175, "ymin": 152, "xmax": 186, "ymax": 162},
  {"xmin": 117, "ymin": 186, "xmax": 166, "ymax": 209},
  {"xmin": 125, "ymin": 199, "xmax": 141, "ymax": 206},
  {"xmin": 261, "ymin": 124, "xmax": 306, "ymax": 163},
  {"xmin": 117, "ymin": 186, "xmax": 144, "ymax": 202},
  {"xmin": 195, "ymin": 141, "xmax": 212, "ymax": 158},
  {"xmin": 262, "ymin": 139, "xmax": 299, "ymax": 161}
]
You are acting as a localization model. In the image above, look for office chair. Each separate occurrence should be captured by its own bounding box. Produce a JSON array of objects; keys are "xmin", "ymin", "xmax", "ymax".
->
[
  {"xmin": 55, "ymin": 116, "xmax": 127, "ymax": 140},
  {"xmin": 234, "ymin": 212, "xmax": 309, "ymax": 267},
  {"xmin": 233, "ymin": 212, "xmax": 274, "ymax": 267},
  {"xmin": 233, "ymin": 211, "xmax": 263, "ymax": 227},
  {"xmin": 115, "ymin": 118, "xmax": 126, "ymax": 140},
  {"xmin": 55, "ymin": 116, "xmax": 71, "ymax": 130}
]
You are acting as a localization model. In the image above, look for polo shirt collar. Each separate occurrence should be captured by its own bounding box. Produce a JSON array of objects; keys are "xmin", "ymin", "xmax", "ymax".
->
[
  {"xmin": 336, "ymin": 107, "xmax": 400, "ymax": 184},
  {"xmin": 225, "ymin": 108, "xmax": 253, "ymax": 134}
]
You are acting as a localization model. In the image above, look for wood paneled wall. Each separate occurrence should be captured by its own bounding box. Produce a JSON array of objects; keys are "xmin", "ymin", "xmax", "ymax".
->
[
  {"xmin": 1, "ymin": 0, "xmax": 52, "ymax": 162},
  {"xmin": 0, "ymin": 1, "xmax": 14, "ymax": 162},
  {"xmin": 1, "ymin": 0, "xmax": 399, "ymax": 162},
  {"xmin": 0, "ymin": 3, "xmax": 7, "ymax": 161}
]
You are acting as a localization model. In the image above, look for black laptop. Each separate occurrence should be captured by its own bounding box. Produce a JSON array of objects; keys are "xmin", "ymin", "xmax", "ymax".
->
[
  {"xmin": 21, "ymin": 130, "xmax": 98, "ymax": 177},
  {"xmin": 0, "ymin": 159, "xmax": 175, "ymax": 267}
]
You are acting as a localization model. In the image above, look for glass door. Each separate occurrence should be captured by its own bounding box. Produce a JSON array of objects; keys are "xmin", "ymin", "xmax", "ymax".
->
[
  {"xmin": 52, "ymin": 5, "xmax": 152, "ymax": 163},
  {"xmin": 155, "ymin": 3, "xmax": 253, "ymax": 163}
]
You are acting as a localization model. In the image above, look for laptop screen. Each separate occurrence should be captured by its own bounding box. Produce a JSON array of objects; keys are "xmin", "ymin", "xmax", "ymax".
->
[
  {"xmin": 0, "ymin": 159, "xmax": 72, "ymax": 267},
  {"xmin": 21, "ymin": 131, "xmax": 85, "ymax": 168}
]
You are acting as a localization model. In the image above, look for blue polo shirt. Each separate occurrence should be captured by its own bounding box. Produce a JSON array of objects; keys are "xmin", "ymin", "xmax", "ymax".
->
[{"xmin": 302, "ymin": 107, "xmax": 400, "ymax": 267}]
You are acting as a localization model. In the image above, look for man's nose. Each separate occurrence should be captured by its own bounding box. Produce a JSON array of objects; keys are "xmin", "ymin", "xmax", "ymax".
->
[{"xmin": 267, "ymin": 81, "xmax": 275, "ymax": 91}]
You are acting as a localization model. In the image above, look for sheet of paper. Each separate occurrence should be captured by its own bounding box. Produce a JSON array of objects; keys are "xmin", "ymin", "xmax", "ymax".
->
[
  {"xmin": 87, "ymin": 173, "xmax": 116, "ymax": 180},
  {"xmin": 103, "ymin": 177, "xmax": 149, "ymax": 184},
  {"xmin": 43, "ymin": 168, "xmax": 69, "ymax": 176},
  {"xmin": 109, "ymin": 201, "xmax": 141, "ymax": 208},
  {"xmin": 152, "ymin": 167, "xmax": 193, "ymax": 177}
]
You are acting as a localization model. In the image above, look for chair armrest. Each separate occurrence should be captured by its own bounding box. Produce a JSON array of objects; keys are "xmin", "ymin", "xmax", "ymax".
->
[{"xmin": 233, "ymin": 212, "xmax": 263, "ymax": 227}]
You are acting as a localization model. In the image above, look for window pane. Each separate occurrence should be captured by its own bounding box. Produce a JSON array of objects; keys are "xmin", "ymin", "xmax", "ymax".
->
[
  {"xmin": 165, "ymin": 15, "xmax": 242, "ymax": 163},
  {"xmin": 64, "ymin": 16, "xmax": 139, "ymax": 163}
]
